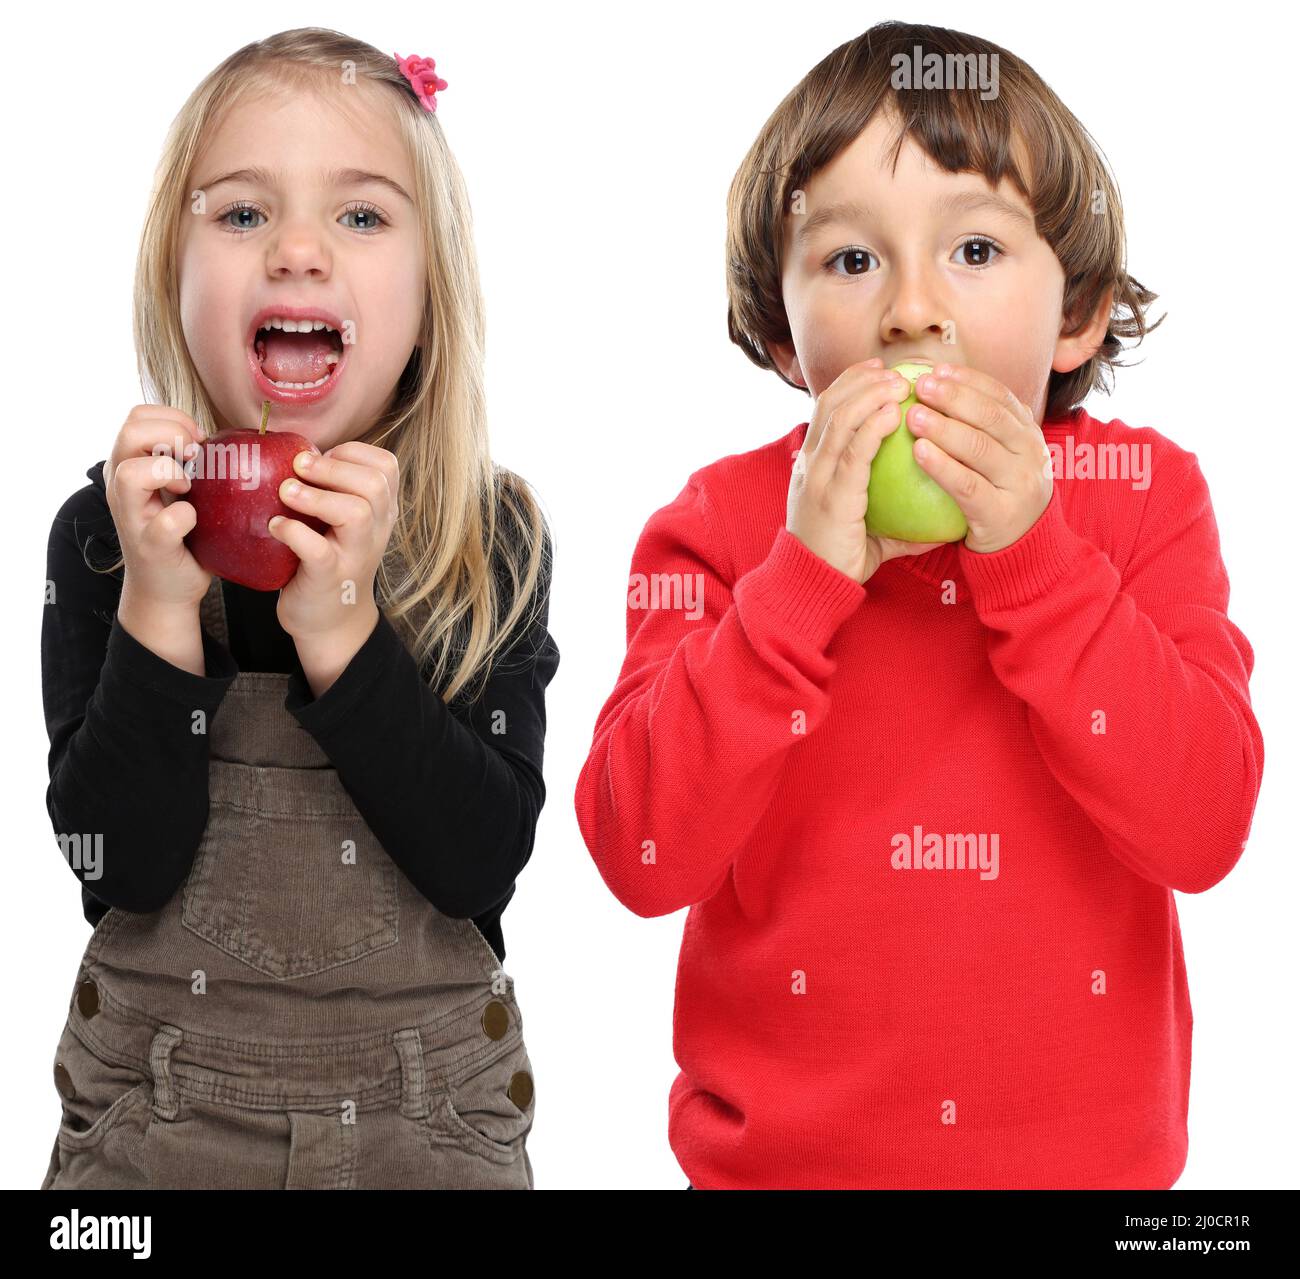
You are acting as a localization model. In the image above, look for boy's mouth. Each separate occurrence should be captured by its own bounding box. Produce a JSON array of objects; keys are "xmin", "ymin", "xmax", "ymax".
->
[{"xmin": 250, "ymin": 317, "xmax": 345, "ymax": 390}]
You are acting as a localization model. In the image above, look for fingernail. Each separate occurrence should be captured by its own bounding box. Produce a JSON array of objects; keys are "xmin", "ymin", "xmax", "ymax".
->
[
  {"xmin": 295, "ymin": 452, "xmax": 313, "ymax": 469},
  {"xmin": 282, "ymin": 479, "xmax": 301, "ymax": 497}
]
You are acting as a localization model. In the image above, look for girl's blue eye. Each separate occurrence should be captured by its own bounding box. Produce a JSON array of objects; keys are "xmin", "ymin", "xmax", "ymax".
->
[
  {"xmin": 216, "ymin": 200, "xmax": 389, "ymax": 235},
  {"xmin": 221, "ymin": 202, "xmax": 265, "ymax": 233},
  {"xmin": 339, "ymin": 203, "xmax": 387, "ymax": 232}
]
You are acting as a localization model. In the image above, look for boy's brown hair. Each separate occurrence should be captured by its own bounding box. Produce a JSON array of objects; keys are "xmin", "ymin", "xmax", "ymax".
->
[{"xmin": 725, "ymin": 20, "xmax": 1162, "ymax": 421}]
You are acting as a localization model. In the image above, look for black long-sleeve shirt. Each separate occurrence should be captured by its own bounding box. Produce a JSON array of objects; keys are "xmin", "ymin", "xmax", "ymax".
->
[{"xmin": 42, "ymin": 461, "xmax": 559, "ymax": 964}]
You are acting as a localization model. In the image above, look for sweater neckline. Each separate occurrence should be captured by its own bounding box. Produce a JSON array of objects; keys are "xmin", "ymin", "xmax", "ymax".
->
[{"xmin": 790, "ymin": 408, "xmax": 1085, "ymax": 593}]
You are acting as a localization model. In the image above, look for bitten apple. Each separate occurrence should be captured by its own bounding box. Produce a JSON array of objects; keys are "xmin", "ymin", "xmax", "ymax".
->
[
  {"xmin": 864, "ymin": 361, "xmax": 969, "ymax": 543},
  {"xmin": 183, "ymin": 402, "xmax": 328, "ymax": 591}
]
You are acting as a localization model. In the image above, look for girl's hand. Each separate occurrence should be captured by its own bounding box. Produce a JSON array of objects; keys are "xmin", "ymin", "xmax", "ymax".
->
[
  {"xmin": 788, "ymin": 358, "xmax": 946, "ymax": 585},
  {"xmin": 905, "ymin": 364, "xmax": 1054, "ymax": 554},
  {"xmin": 268, "ymin": 440, "xmax": 399, "ymax": 642},
  {"xmin": 103, "ymin": 405, "xmax": 210, "ymax": 609}
]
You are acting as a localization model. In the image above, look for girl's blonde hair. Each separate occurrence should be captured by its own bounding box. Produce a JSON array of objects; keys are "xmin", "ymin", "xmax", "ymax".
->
[
  {"xmin": 726, "ymin": 20, "xmax": 1164, "ymax": 421},
  {"xmin": 99, "ymin": 26, "xmax": 551, "ymax": 705}
]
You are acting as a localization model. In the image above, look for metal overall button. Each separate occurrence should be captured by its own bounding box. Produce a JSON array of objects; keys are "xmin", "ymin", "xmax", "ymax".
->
[
  {"xmin": 45, "ymin": 1021, "xmax": 153, "ymax": 1189},
  {"xmin": 76, "ymin": 980, "xmax": 99, "ymax": 1018},
  {"xmin": 443, "ymin": 1033, "xmax": 536, "ymax": 1164},
  {"xmin": 481, "ymin": 1000, "xmax": 509, "ymax": 1040},
  {"xmin": 507, "ymin": 1071, "xmax": 533, "ymax": 1109}
]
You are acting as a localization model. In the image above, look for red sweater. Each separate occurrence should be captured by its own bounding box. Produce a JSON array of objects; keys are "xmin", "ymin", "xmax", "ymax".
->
[{"xmin": 574, "ymin": 406, "xmax": 1264, "ymax": 1189}]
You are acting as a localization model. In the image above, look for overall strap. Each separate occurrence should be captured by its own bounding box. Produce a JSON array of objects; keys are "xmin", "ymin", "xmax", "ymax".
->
[{"xmin": 199, "ymin": 575, "xmax": 229, "ymax": 648}]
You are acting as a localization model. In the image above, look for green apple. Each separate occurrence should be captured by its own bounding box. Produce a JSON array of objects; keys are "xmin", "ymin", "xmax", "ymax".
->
[{"xmin": 864, "ymin": 361, "xmax": 968, "ymax": 543}]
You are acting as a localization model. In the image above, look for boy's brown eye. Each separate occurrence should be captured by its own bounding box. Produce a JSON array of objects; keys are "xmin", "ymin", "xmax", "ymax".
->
[
  {"xmin": 955, "ymin": 237, "xmax": 1002, "ymax": 267},
  {"xmin": 827, "ymin": 248, "xmax": 875, "ymax": 276}
]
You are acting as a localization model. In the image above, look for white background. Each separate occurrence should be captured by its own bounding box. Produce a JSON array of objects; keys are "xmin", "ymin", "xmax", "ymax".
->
[{"xmin": 3, "ymin": 0, "xmax": 1295, "ymax": 1191}]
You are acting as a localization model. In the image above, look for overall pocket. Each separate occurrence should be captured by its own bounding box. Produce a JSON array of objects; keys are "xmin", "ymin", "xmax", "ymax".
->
[
  {"xmin": 45, "ymin": 1021, "xmax": 152, "ymax": 1189},
  {"xmin": 182, "ymin": 761, "xmax": 400, "ymax": 980},
  {"xmin": 443, "ymin": 1033, "xmax": 536, "ymax": 1164}
]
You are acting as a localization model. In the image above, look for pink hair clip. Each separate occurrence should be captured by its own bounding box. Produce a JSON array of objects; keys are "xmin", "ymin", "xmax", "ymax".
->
[{"xmin": 393, "ymin": 52, "xmax": 448, "ymax": 113}]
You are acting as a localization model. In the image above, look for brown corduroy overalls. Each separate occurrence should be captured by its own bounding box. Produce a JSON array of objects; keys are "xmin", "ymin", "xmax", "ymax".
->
[{"xmin": 42, "ymin": 575, "xmax": 535, "ymax": 1189}]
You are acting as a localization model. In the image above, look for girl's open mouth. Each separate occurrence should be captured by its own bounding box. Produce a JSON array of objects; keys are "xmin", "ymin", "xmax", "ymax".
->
[{"xmin": 247, "ymin": 317, "xmax": 347, "ymax": 405}]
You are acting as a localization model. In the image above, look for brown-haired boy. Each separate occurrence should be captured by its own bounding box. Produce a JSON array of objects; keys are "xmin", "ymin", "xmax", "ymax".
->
[{"xmin": 575, "ymin": 21, "xmax": 1263, "ymax": 1189}]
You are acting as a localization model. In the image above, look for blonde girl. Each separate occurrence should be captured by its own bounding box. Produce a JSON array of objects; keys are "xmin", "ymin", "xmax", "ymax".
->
[{"xmin": 40, "ymin": 27, "xmax": 556, "ymax": 1190}]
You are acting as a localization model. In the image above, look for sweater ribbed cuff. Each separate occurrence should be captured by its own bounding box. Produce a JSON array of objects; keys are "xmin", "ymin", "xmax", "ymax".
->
[
  {"xmin": 737, "ymin": 527, "xmax": 866, "ymax": 648},
  {"xmin": 106, "ymin": 612, "xmax": 238, "ymax": 704},
  {"xmin": 958, "ymin": 490, "xmax": 1085, "ymax": 612},
  {"xmin": 285, "ymin": 607, "xmax": 393, "ymax": 725}
]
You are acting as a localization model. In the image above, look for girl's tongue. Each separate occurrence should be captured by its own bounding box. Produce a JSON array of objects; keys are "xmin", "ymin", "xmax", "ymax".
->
[{"xmin": 254, "ymin": 328, "xmax": 342, "ymax": 383}]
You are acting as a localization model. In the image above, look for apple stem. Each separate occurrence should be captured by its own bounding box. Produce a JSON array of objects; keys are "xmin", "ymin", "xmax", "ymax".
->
[{"xmin": 259, "ymin": 400, "xmax": 270, "ymax": 435}]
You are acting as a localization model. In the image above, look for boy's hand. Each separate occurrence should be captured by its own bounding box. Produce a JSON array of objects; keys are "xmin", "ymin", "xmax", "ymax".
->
[
  {"xmin": 268, "ymin": 440, "xmax": 398, "ymax": 643},
  {"xmin": 788, "ymin": 358, "xmax": 946, "ymax": 585},
  {"xmin": 905, "ymin": 364, "xmax": 1054, "ymax": 554}
]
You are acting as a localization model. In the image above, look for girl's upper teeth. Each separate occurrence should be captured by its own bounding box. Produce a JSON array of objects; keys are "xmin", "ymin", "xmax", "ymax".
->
[{"xmin": 260, "ymin": 317, "xmax": 338, "ymax": 333}]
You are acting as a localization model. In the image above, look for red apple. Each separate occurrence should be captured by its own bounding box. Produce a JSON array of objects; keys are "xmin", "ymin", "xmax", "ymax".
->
[{"xmin": 183, "ymin": 404, "xmax": 328, "ymax": 591}]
